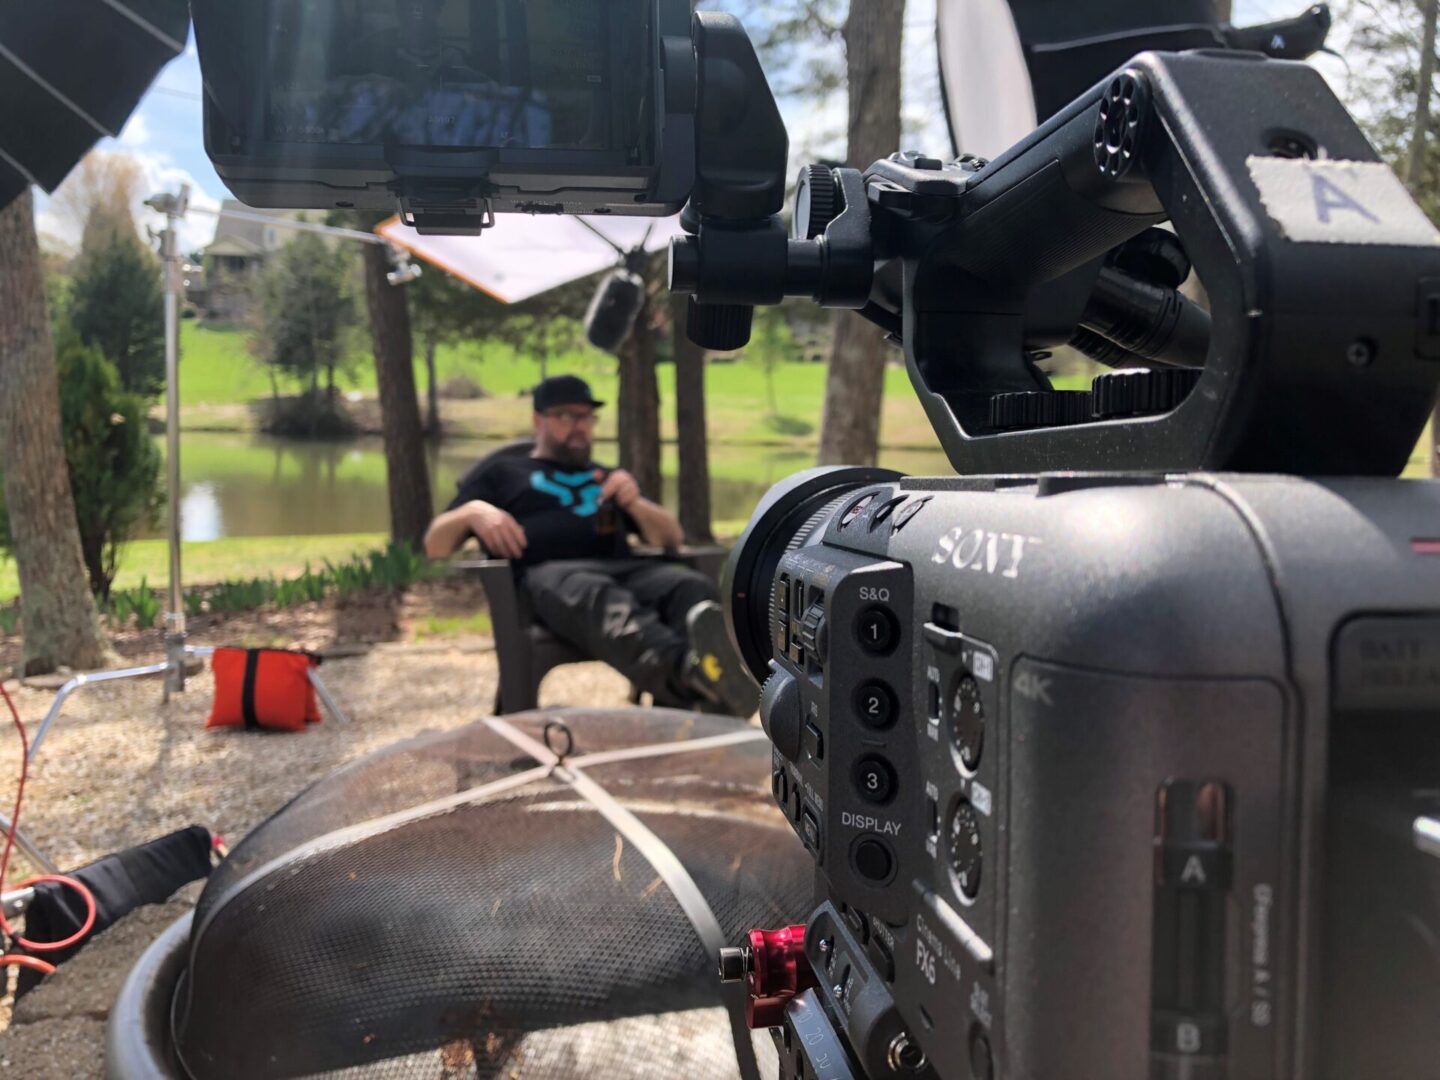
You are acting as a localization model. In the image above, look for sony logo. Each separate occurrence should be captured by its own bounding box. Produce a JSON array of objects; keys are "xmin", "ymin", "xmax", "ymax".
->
[{"xmin": 931, "ymin": 526, "xmax": 1042, "ymax": 579}]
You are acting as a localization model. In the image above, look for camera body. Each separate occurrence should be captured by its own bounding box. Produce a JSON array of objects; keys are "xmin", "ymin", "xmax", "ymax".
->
[
  {"xmin": 735, "ymin": 468, "xmax": 1440, "ymax": 1079},
  {"xmin": 193, "ymin": 5, "xmax": 1440, "ymax": 1077}
]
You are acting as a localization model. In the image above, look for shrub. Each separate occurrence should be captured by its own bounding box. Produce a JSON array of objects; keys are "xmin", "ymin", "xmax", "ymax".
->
[
  {"xmin": 438, "ymin": 374, "xmax": 487, "ymax": 399},
  {"xmin": 259, "ymin": 391, "xmax": 358, "ymax": 439},
  {"xmin": 69, "ymin": 233, "xmax": 165, "ymax": 398},
  {"xmin": 108, "ymin": 578, "xmax": 161, "ymax": 628},
  {"xmin": 53, "ymin": 331, "xmax": 164, "ymax": 602}
]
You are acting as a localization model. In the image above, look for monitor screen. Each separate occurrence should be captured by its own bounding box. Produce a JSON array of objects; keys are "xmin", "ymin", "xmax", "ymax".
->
[{"xmin": 264, "ymin": 0, "xmax": 635, "ymax": 151}]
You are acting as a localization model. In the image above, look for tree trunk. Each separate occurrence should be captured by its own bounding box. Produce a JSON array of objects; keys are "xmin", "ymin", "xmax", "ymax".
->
[
  {"xmin": 0, "ymin": 191, "xmax": 113, "ymax": 675},
  {"xmin": 1414, "ymin": 0, "xmax": 1440, "ymax": 475},
  {"xmin": 818, "ymin": 0, "xmax": 905, "ymax": 466},
  {"xmin": 617, "ymin": 288, "xmax": 663, "ymax": 502},
  {"xmin": 672, "ymin": 294, "xmax": 713, "ymax": 543},
  {"xmin": 424, "ymin": 334, "xmax": 440, "ymax": 439},
  {"xmin": 362, "ymin": 243, "xmax": 433, "ymax": 548},
  {"xmin": 309, "ymin": 363, "xmax": 319, "ymax": 439}
]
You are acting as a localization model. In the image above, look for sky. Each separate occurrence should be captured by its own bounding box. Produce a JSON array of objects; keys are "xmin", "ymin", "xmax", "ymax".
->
[{"xmin": 29, "ymin": 0, "xmax": 1351, "ymax": 256}]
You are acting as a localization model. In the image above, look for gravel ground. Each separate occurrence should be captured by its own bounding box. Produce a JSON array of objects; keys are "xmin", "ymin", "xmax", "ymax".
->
[{"xmin": 0, "ymin": 640, "xmax": 642, "ymax": 1079}]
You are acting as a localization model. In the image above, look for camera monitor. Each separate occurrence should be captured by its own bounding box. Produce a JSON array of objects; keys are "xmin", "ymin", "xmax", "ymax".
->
[{"xmin": 193, "ymin": 0, "xmax": 694, "ymax": 232}]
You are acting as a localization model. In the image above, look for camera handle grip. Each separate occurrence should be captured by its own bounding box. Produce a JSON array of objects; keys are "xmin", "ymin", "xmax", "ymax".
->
[{"xmin": 904, "ymin": 50, "xmax": 1440, "ymax": 476}]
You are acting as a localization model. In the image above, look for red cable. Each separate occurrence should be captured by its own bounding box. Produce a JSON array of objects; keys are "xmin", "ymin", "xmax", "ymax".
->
[
  {"xmin": 0, "ymin": 678, "xmax": 96, "ymax": 958},
  {"xmin": 0, "ymin": 954, "xmax": 55, "ymax": 976}
]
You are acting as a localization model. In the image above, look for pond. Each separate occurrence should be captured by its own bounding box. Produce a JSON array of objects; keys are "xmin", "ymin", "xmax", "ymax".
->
[{"xmin": 147, "ymin": 433, "xmax": 958, "ymax": 541}]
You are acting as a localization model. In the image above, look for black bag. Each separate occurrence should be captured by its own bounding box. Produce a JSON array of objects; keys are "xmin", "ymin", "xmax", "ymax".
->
[{"xmin": 15, "ymin": 824, "xmax": 214, "ymax": 997}]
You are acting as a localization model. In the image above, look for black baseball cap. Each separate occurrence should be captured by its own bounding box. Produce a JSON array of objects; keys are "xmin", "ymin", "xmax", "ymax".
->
[{"xmin": 533, "ymin": 374, "xmax": 605, "ymax": 412}]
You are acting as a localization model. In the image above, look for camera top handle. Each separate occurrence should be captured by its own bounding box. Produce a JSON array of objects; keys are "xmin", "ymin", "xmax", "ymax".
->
[{"xmin": 674, "ymin": 46, "xmax": 1440, "ymax": 477}]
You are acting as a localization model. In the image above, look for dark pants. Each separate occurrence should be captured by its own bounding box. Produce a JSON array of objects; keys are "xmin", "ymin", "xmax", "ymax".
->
[{"xmin": 522, "ymin": 558, "xmax": 717, "ymax": 703}]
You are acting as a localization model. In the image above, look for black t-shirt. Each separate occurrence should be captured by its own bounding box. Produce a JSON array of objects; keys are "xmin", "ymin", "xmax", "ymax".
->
[{"xmin": 447, "ymin": 453, "xmax": 637, "ymax": 566}]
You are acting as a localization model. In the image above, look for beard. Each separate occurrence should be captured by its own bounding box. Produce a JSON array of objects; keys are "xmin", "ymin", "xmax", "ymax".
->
[
  {"xmin": 551, "ymin": 444, "xmax": 589, "ymax": 467},
  {"xmin": 542, "ymin": 436, "xmax": 591, "ymax": 468}
]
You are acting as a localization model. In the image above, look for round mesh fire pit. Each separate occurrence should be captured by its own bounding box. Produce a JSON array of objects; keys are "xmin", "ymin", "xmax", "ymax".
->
[{"xmin": 108, "ymin": 708, "xmax": 809, "ymax": 1079}]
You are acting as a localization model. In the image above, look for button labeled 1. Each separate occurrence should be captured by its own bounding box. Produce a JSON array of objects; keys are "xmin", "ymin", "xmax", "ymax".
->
[{"xmin": 856, "ymin": 606, "xmax": 899, "ymax": 655}]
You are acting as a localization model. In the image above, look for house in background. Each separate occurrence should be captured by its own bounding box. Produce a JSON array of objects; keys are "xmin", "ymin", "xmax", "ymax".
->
[{"xmin": 195, "ymin": 200, "xmax": 308, "ymax": 322}]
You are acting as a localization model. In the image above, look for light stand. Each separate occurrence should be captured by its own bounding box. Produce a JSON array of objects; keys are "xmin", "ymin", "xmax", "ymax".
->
[
  {"xmin": 151, "ymin": 185, "xmax": 189, "ymax": 698},
  {"xmin": 3, "ymin": 192, "xmax": 400, "ymax": 874}
]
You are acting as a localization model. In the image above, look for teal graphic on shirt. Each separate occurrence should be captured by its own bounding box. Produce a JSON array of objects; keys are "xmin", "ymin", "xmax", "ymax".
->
[
  {"xmin": 530, "ymin": 469, "xmax": 603, "ymax": 516},
  {"xmin": 447, "ymin": 455, "xmax": 627, "ymax": 566}
]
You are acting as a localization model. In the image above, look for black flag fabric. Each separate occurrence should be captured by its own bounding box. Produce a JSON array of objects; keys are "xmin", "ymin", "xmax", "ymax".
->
[{"xmin": 0, "ymin": 0, "xmax": 189, "ymax": 209}]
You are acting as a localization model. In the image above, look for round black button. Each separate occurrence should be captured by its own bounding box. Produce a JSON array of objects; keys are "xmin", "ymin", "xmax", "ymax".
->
[
  {"xmin": 969, "ymin": 1029, "xmax": 995, "ymax": 1080},
  {"xmin": 950, "ymin": 675, "xmax": 984, "ymax": 771},
  {"xmin": 854, "ymin": 680, "xmax": 897, "ymax": 730},
  {"xmin": 852, "ymin": 837, "xmax": 894, "ymax": 883},
  {"xmin": 949, "ymin": 800, "xmax": 983, "ymax": 900},
  {"xmin": 853, "ymin": 755, "xmax": 897, "ymax": 804},
  {"xmin": 856, "ymin": 606, "xmax": 898, "ymax": 655}
]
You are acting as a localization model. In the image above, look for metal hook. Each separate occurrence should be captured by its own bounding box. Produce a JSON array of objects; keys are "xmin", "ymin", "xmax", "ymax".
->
[{"xmin": 542, "ymin": 719, "xmax": 575, "ymax": 765}]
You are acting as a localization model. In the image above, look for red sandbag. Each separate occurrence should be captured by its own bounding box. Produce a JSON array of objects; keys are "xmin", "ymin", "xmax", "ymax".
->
[{"xmin": 208, "ymin": 648, "xmax": 321, "ymax": 732}]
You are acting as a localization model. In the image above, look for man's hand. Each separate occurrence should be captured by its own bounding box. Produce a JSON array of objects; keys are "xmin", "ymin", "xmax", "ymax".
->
[
  {"xmin": 598, "ymin": 468, "xmax": 642, "ymax": 510},
  {"xmin": 470, "ymin": 501, "xmax": 527, "ymax": 559}
]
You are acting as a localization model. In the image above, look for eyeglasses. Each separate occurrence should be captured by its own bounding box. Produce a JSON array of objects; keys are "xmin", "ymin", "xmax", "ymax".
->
[{"xmin": 543, "ymin": 408, "xmax": 597, "ymax": 427}]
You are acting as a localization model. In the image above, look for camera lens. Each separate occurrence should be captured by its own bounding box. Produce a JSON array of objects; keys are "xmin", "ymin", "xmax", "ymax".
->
[{"xmin": 722, "ymin": 467, "xmax": 902, "ymax": 684}]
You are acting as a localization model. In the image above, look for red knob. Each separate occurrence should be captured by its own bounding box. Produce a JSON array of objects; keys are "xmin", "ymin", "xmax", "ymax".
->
[{"xmin": 742, "ymin": 924, "xmax": 817, "ymax": 1029}]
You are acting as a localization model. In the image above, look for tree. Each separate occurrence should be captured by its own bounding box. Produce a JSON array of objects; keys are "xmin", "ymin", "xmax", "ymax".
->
[
  {"xmin": 732, "ymin": 0, "xmax": 906, "ymax": 464},
  {"xmin": 1343, "ymin": 0, "xmax": 1440, "ymax": 472},
  {"xmin": 69, "ymin": 230, "xmax": 165, "ymax": 398},
  {"xmin": 50, "ymin": 151, "xmax": 143, "ymax": 255},
  {"xmin": 616, "ymin": 274, "xmax": 663, "ymax": 503},
  {"xmin": 0, "ymin": 191, "xmax": 113, "ymax": 675},
  {"xmin": 250, "ymin": 230, "xmax": 358, "ymax": 434},
  {"xmin": 672, "ymin": 295, "xmax": 713, "ymax": 542},
  {"xmin": 816, "ymin": 0, "xmax": 906, "ymax": 465},
  {"xmin": 408, "ymin": 263, "xmax": 475, "ymax": 436},
  {"xmin": 750, "ymin": 305, "xmax": 794, "ymax": 420},
  {"xmin": 51, "ymin": 332, "xmax": 163, "ymax": 601},
  {"xmin": 408, "ymin": 262, "xmax": 595, "ymax": 437},
  {"xmin": 343, "ymin": 222, "xmax": 433, "ymax": 549}
]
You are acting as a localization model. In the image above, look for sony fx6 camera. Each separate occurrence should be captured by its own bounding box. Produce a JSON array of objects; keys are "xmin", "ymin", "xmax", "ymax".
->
[{"xmin": 196, "ymin": 3, "xmax": 1440, "ymax": 1076}]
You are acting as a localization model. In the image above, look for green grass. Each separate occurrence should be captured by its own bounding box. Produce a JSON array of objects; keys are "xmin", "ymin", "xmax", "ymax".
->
[
  {"xmin": 178, "ymin": 323, "xmax": 1096, "ymax": 450},
  {"xmin": 179, "ymin": 322, "xmax": 606, "ymax": 407},
  {"xmin": 0, "ymin": 534, "xmax": 386, "ymax": 604},
  {"xmin": 414, "ymin": 610, "xmax": 493, "ymax": 640}
]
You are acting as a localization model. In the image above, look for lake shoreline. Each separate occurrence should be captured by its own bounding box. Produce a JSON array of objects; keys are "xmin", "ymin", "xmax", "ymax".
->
[{"xmin": 150, "ymin": 400, "xmax": 949, "ymax": 452}]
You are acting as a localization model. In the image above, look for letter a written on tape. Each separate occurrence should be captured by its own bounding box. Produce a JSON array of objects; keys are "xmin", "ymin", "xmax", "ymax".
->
[
  {"xmin": 1311, "ymin": 173, "xmax": 1380, "ymax": 225},
  {"xmin": 1181, "ymin": 855, "xmax": 1207, "ymax": 885}
]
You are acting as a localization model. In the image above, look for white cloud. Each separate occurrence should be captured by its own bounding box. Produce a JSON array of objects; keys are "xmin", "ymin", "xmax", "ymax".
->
[
  {"xmin": 130, "ymin": 152, "xmax": 224, "ymax": 254},
  {"xmin": 119, "ymin": 112, "xmax": 151, "ymax": 148},
  {"xmin": 32, "ymin": 148, "xmax": 225, "ymax": 257}
]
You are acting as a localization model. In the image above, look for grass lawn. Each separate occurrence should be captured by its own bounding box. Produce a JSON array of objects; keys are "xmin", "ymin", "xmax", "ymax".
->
[
  {"xmin": 180, "ymin": 322, "xmax": 606, "ymax": 408},
  {"xmin": 178, "ymin": 322, "xmax": 1097, "ymax": 449},
  {"xmin": 0, "ymin": 534, "xmax": 387, "ymax": 605}
]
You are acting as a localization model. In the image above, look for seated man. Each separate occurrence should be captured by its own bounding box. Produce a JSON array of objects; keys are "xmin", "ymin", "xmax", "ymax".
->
[{"xmin": 425, "ymin": 374, "xmax": 758, "ymax": 716}]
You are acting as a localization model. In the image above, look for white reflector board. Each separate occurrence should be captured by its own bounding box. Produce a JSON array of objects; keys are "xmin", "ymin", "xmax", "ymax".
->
[{"xmin": 377, "ymin": 214, "xmax": 684, "ymax": 303}]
